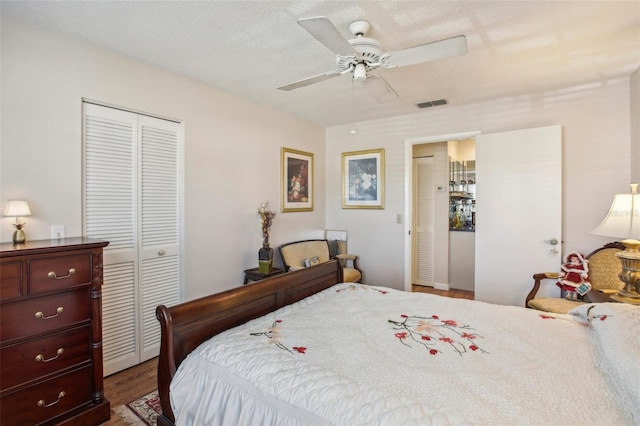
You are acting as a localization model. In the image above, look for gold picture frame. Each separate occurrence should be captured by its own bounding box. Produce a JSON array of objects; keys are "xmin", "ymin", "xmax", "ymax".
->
[
  {"xmin": 342, "ymin": 148, "xmax": 385, "ymax": 209},
  {"xmin": 281, "ymin": 147, "xmax": 314, "ymax": 212}
]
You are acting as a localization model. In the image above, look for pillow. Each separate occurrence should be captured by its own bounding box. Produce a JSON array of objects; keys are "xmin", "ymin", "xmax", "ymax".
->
[{"xmin": 303, "ymin": 256, "xmax": 320, "ymax": 267}]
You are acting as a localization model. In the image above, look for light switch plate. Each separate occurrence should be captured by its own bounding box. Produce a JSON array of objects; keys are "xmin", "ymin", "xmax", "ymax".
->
[{"xmin": 325, "ymin": 230, "xmax": 347, "ymax": 241}]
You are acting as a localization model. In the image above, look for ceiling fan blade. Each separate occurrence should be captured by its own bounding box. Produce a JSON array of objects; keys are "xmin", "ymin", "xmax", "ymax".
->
[
  {"xmin": 365, "ymin": 74, "xmax": 398, "ymax": 103},
  {"xmin": 277, "ymin": 70, "xmax": 342, "ymax": 91},
  {"xmin": 298, "ymin": 17, "xmax": 356, "ymax": 56},
  {"xmin": 388, "ymin": 35, "xmax": 467, "ymax": 67}
]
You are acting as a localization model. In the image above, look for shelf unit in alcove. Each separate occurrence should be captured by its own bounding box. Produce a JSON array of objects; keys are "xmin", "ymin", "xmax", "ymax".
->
[{"xmin": 449, "ymin": 160, "xmax": 475, "ymax": 231}]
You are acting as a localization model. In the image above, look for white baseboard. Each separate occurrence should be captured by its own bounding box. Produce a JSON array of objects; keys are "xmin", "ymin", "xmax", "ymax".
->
[{"xmin": 433, "ymin": 282, "xmax": 450, "ymax": 291}]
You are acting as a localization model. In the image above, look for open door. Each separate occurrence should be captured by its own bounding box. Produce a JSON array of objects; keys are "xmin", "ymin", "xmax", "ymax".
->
[{"xmin": 475, "ymin": 125, "xmax": 562, "ymax": 306}]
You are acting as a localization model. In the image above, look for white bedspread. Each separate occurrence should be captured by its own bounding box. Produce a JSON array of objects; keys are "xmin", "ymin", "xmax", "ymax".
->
[{"xmin": 170, "ymin": 284, "xmax": 640, "ymax": 425}]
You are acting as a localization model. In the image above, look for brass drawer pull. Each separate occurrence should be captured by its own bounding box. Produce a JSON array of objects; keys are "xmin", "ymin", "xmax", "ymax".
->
[
  {"xmin": 35, "ymin": 348, "xmax": 64, "ymax": 362},
  {"xmin": 48, "ymin": 268, "xmax": 76, "ymax": 279},
  {"xmin": 35, "ymin": 307, "xmax": 64, "ymax": 319},
  {"xmin": 37, "ymin": 391, "xmax": 65, "ymax": 408}
]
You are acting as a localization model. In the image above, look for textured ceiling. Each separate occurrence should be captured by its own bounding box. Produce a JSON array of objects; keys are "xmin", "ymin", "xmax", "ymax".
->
[{"xmin": 3, "ymin": 0, "xmax": 639, "ymax": 127}]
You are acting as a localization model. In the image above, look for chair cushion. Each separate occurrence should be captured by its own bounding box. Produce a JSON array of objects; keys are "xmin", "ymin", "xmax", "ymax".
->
[
  {"xmin": 343, "ymin": 267, "xmax": 361, "ymax": 283},
  {"xmin": 527, "ymin": 297, "xmax": 585, "ymax": 314}
]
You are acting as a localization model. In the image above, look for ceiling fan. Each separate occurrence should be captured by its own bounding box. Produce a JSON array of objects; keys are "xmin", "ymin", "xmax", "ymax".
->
[{"xmin": 277, "ymin": 17, "xmax": 467, "ymax": 103}]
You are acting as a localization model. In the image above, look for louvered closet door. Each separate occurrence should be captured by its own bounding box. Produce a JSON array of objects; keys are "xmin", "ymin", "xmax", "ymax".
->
[
  {"xmin": 84, "ymin": 104, "xmax": 139, "ymax": 376},
  {"xmin": 138, "ymin": 115, "xmax": 181, "ymax": 361},
  {"xmin": 83, "ymin": 103, "xmax": 182, "ymax": 376},
  {"xmin": 412, "ymin": 157, "xmax": 435, "ymax": 286}
]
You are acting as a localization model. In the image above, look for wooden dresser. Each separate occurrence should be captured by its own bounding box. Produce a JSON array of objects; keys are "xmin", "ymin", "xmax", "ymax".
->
[{"xmin": 0, "ymin": 238, "xmax": 110, "ymax": 425}]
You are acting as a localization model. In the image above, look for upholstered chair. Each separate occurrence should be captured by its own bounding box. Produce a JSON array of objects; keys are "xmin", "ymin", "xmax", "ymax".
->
[
  {"xmin": 279, "ymin": 239, "xmax": 362, "ymax": 283},
  {"xmin": 525, "ymin": 242, "xmax": 625, "ymax": 314}
]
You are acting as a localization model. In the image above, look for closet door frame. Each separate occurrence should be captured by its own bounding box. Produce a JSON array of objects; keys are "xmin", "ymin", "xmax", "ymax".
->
[{"xmin": 82, "ymin": 100, "xmax": 184, "ymax": 375}]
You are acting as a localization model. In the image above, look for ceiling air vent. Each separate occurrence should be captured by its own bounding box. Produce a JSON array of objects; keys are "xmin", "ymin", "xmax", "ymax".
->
[{"xmin": 416, "ymin": 99, "xmax": 447, "ymax": 108}]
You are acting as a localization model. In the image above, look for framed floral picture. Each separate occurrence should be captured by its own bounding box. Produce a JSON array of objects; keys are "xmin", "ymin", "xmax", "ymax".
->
[
  {"xmin": 342, "ymin": 148, "xmax": 385, "ymax": 209},
  {"xmin": 281, "ymin": 147, "xmax": 313, "ymax": 212}
]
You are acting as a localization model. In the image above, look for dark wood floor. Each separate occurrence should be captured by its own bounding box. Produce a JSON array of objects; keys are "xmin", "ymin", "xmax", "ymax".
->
[
  {"xmin": 412, "ymin": 284, "xmax": 475, "ymax": 300},
  {"xmin": 102, "ymin": 286, "xmax": 472, "ymax": 424},
  {"xmin": 102, "ymin": 357, "xmax": 158, "ymax": 425}
]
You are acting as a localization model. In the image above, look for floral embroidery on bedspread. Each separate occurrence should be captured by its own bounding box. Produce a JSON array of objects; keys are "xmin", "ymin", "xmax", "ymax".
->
[
  {"xmin": 336, "ymin": 284, "xmax": 388, "ymax": 294},
  {"xmin": 583, "ymin": 305, "xmax": 611, "ymax": 323},
  {"xmin": 250, "ymin": 320, "xmax": 307, "ymax": 354},
  {"xmin": 388, "ymin": 314, "xmax": 489, "ymax": 356},
  {"xmin": 539, "ymin": 305, "xmax": 611, "ymax": 324}
]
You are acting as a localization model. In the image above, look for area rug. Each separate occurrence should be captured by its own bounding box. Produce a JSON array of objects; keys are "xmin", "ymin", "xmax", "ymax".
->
[{"xmin": 114, "ymin": 390, "xmax": 162, "ymax": 425}]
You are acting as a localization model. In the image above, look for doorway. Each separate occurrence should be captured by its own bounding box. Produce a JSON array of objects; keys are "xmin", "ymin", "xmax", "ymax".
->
[
  {"xmin": 404, "ymin": 131, "xmax": 480, "ymax": 292},
  {"xmin": 410, "ymin": 137, "xmax": 477, "ymax": 292},
  {"xmin": 83, "ymin": 102, "xmax": 184, "ymax": 375},
  {"xmin": 404, "ymin": 126, "xmax": 562, "ymax": 306}
]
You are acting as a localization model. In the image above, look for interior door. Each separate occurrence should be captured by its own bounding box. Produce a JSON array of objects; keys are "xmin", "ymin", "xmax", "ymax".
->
[
  {"xmin": 138, "ymin": 115, "xmax": 181, "ymax": 362},
  {"xmin": 475, "ymin": 125, "xmax": 562, "ymax": 306},
  {"xmin": 84, "ymin": 104, "xmax": 139, "ymax": 375},
  {"xmin": 412, "ymin": 157, "xmax": 435, "ymax": 286}
]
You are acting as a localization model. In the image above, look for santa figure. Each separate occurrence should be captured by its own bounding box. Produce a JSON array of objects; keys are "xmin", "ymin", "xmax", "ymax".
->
[{"xmin": 556, "ymin": 252, "xmax": 591, "ymax": 299}]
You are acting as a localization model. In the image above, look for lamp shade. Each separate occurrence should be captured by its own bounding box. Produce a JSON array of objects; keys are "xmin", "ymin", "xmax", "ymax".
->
[
  {"xmin": 591, "ymin": 184, "xmax": 640, "ymax": 240},
  {"xmin": 4, "ymin": 200, "xmax": 31, "ymax": 217}
]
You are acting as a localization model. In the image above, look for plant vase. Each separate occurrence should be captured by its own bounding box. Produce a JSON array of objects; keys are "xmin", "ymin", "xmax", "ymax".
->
[{"xmin": 258, "ymin": 245, "xmax": 274, "ymax": 274}]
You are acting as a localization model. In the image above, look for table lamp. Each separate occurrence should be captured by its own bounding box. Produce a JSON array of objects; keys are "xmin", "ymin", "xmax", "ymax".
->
[
  {"xmin": 591, "ymin": 183, "xmax": 640, "ymax": 299},
  {"xmin": 4, "ymin": 200, "xmax": 31, "ymax": 244}
]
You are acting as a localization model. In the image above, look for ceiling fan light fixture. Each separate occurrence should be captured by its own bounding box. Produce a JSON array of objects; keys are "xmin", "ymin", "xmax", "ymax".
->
[
  {"xmin": 280, "ymin": 16, "xmax": 467, "ymax": 103},
  {"xmin": 353, "ymin": 63, "xmax": 367, "ymax": 82}
]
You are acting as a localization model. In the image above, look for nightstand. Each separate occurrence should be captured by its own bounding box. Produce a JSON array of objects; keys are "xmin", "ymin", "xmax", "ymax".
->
[
  {"xmin": 243, "ymin": 267, "xmax": 285, "ymax": 284},
  {"xmin": 584, "ymin": 290, "xmax": 640, "ymax": 305},
  {"xmin": 609, "ymin": 294, "xmax": 640, "ymax": 305}
]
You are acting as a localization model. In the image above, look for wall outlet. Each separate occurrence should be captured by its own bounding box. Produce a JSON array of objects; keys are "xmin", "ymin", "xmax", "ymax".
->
[{"xmin": 51, "ymin": 225, "xmax": 65, "ymax": 239}]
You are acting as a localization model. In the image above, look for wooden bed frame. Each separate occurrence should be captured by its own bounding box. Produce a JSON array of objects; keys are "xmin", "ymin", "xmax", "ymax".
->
[{"xmin": 154, "ymin": 260, "xmax": 342, "ymax": 426}]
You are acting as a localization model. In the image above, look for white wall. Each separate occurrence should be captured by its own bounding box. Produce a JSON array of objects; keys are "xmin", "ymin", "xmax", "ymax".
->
[
  {"xmin": 631, "ymin": 67, "xmax": 640, "ymax": 183},
  {"xmin": 0, "ymin": 17, "xmax": 325, "ymax": 300},
  {"xmin": 3, "ymin": 16, "xmax": 635, "ymax": 302},
  {"xmin": 326, "ymin": 78, "xmax": 632, "ymax": 291}
]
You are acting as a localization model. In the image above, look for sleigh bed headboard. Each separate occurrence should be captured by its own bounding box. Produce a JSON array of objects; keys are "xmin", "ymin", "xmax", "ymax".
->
[{"xmin": 155, "ymin": 260, "xmax": 342, "ymax": 425}]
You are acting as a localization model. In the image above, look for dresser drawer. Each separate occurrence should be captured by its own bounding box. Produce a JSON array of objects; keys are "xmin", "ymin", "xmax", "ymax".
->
[
  {"xmin": 0, "ymin": 289, "xmax": 90, "ymax": 342},
  {"xmin": 1, "ymin": 325, "xmax": 91, "ymax": 391},
  {"xmin": 28, "ymin": 252, "xmax": 93, "ymax": 295},
  {"xmin": 0, "ymin": 364, "xmax": 93, "ymax": 425},
  {"xmin": 0, "ymin": 260, "xmax": 23, "ymax": 301}
]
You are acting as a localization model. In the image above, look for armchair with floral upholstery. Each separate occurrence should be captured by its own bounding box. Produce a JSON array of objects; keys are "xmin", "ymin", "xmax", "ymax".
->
[{"xmin": 525, "ymin": 242, "xmax": 625, "ymax": 314}]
